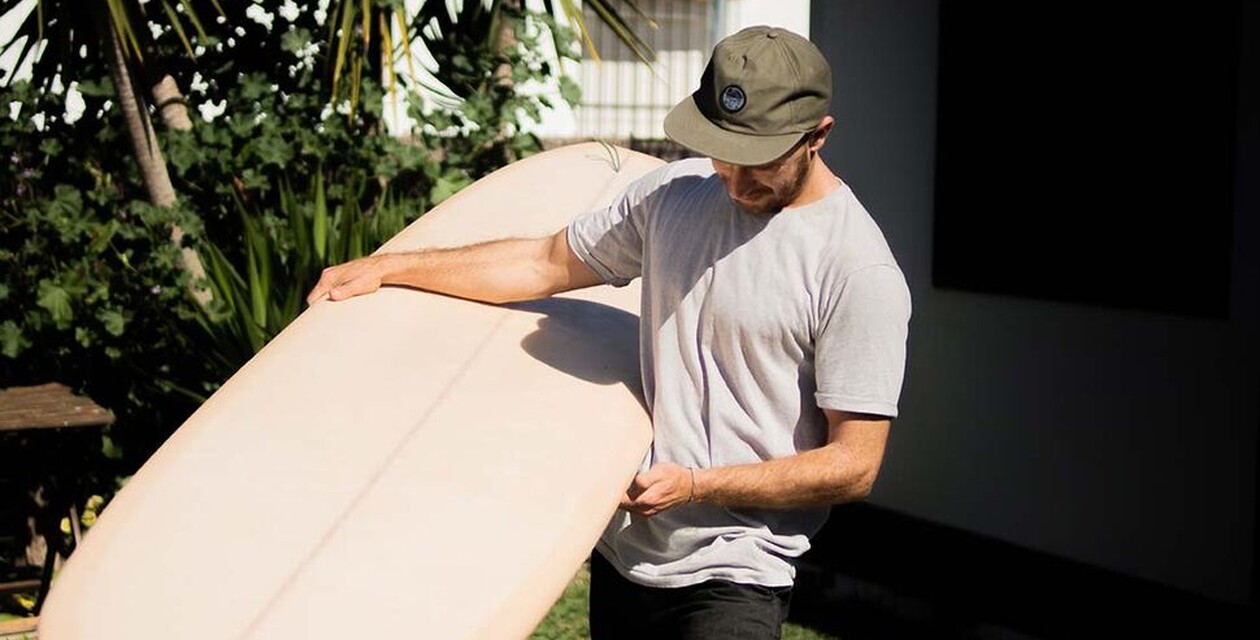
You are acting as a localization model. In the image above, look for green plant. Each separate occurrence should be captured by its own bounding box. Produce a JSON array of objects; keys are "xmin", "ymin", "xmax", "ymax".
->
[
  {"xmin": 191, "ymin": 173, "xmax": 411, "ymax": 384},
  {"xmin": 1, "ymin": 0, "xmax": 584, "ymax": 463},
  {"xmin": 0, "ymin": 74, "xmax": 214, "ymax": 593},
  {"xmin": 0, "ymin": 0, "xmax": 224, "ymax": 214},
  {"xmin": 529, "ymin": 563, "xmax": 592, "ymax": 640},
  {"xmin": 322, "ymin": 0, "xmax": 655, "ymax": 117},
  {"xmin": 163, "ymin": 1, "xmax": 585, "ymax": 384},
  {"xmin": 0, "ymin": 77, "xmax": 216, "ymax": 456}
]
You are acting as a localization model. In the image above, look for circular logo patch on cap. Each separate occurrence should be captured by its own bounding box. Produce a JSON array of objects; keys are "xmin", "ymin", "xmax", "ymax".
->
[{"xmin": 720, "ymin": 85, "xmax": 746, "ymax": 113}]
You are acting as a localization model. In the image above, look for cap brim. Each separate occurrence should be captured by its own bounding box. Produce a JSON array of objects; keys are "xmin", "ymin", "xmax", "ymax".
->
[{"xmin": 663, "ymin": 94, "xmax": 804, "ymax": 166}]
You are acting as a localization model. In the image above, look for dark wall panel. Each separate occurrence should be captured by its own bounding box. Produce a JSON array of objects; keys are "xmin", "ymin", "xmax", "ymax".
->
[{"xmin": 933, "ymin": 2, "xmax": 1239, "ymax": 318}]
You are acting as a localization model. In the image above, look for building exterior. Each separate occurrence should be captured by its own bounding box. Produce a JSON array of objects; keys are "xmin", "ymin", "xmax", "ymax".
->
[{"xmin": 532, "ymin": 0, "xmax": 810, "ymax": 149}]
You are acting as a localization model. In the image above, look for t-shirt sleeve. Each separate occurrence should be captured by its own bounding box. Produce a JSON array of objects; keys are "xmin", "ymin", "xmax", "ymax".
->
[
  {"xmin": 814, "ymin": 264, "xmax": 912, "ymax": 418},
  {"xmin": 566, "ymin": 165, "xmax": 671, "ymax": 287}
]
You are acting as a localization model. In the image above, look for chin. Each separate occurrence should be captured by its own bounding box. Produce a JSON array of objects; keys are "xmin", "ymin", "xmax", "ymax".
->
[{"xmin": 735, "ymin": 198, "xmax": 784, "ymax": 216}]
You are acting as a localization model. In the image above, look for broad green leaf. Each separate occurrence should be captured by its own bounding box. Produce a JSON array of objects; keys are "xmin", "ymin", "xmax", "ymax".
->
[
  {"xmin": 558, "ymin": 74, "xmax": 581, "ymax": 107},
  {"xmin": 0, "ymin": 320, "xmax": 30, "ymax": 358},
  {"xmin": 240, "ymin": 73, "xmax": 271, "ymax": 101},
  {"xmin": 430, "ymin": 173, "xmax": 472, "ymax": 205},
  {"xmin": 165, "ymin": 132, "xmax": 201, "ymax": 175},
  {"xmin": 40, "ymin": 137, "xmax": 62, "ymax": 157},
  {"xmin": 37, "ymin": 280, "xmax": 73, "ymax": 328},
  {"xmin": 101, "ymin": 435, "xmax": 124, "ymax": 460},
  {"xmin": 75, "ymin": 78, "xmax": 115, "ymax": 97},
  {"xmin": 88, "ymin": 220, "xmax": 120, "ymax": 254},
  {"xmin": 99, "ymin": 309, "xmax": 127, "ymax": 337},
  {"xmin": 281, "ymin": 28, "xmax": 313, "ymax": 54},
  {"xmin": 254, "ymin": 136, "xmax": 294, "ymax": 167}
]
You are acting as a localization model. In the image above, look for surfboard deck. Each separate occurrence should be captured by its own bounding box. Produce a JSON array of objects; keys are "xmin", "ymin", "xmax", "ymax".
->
[{"xmin": 37, "ymin": 142, "xmax": 662, "ymax": 639}]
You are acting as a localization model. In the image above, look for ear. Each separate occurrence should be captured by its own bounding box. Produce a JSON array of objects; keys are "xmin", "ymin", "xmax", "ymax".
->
[{"xmin": 809, "ymin": 116, "xmax": 836, "ymax": 153}]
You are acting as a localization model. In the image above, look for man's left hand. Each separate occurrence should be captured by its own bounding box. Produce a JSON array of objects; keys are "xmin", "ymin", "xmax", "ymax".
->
[{"xmin": 619, "ymin": 463, "xmax": 694, "ymax": 517}]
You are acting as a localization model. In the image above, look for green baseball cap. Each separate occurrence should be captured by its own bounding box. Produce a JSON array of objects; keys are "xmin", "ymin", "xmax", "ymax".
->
[{"xmin": 664, "ymin": 26, "xmax": 832, "ymax": 166}]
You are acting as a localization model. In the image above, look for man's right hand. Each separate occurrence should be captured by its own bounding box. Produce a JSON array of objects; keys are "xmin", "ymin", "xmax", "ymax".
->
[{"xmin": 305, "ymin": 254, "xmax": 398, "ymax": 306}]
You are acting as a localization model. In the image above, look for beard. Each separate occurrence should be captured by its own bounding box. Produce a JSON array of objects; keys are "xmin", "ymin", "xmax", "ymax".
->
[{"xmin": 731, "ymin": 150, "xmax": 813, "ymax": 216}]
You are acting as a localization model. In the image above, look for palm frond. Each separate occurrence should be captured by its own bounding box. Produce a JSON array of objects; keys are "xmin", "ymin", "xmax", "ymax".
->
[
  {"xmin": 549, "ymin": 0, "xmax": 656, "ymax": 65},
  {"xmin": 0, "ymin": 0, "xmax": 224, "ymax": 89}
]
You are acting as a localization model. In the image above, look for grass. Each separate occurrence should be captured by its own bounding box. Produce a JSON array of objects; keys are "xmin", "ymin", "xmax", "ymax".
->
[
  {"xmin": 528, "ymin": 564, "xmax": 593, "ymax": 640},
  {"xmin": 0, "ymin": 565, "xmax": 839, "ymax": 640},
  {"xmin": 529, "ymin": 562, "xmax": 840, "ymax": 640}
]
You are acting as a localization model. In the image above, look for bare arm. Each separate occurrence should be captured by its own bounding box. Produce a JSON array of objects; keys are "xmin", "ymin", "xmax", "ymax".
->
[
  {"xmin": 304, "ymin": 229, "xmax": 604, "ymax": 306},
  {"xmin": 620, "ymin": 410, "xmax": 890, "ymax": 516}
]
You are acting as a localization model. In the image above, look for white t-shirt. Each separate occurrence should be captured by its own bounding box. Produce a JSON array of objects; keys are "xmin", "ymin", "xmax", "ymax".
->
[{"xmin": 567, "ymin": 157, "xmax": 911, "ymax": 588}]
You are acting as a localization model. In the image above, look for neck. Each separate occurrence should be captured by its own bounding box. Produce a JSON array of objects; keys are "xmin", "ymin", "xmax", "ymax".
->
[{"xmin": 786, "ymin": 158, "xmax": 842, "ymax": 209}]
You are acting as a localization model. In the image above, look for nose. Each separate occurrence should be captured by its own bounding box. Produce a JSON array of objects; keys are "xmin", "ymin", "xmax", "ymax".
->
[{"xmin": 725, "ymin": 166, "xmax": 758, "ymax": 198}]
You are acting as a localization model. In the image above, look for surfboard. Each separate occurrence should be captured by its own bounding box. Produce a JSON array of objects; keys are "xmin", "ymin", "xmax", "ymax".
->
[{"xmin": 37, "ymin": 142, "xmax": 662, "ymax": 639}]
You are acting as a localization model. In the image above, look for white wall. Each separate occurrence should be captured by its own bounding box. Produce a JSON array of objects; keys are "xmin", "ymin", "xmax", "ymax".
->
[
  {"xmin": 528, "ymin": 0, "xmax": 812, "ymax": 140},
  {"xmin": 0, "ymin": 0, "xmax": 38, "ymax": 83},
  {"xmin": 720, "ymin": 0, "xmax": 809, "ymax": 37}
]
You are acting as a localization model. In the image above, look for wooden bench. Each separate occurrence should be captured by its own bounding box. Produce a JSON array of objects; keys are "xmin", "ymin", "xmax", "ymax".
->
[
  {"xmin": 0, "ymin": 383, "xmax": 114, "ymax": 624},
  {"xmin": 0, "ymin": 615, "xmax": 38, "ymax": 639}
]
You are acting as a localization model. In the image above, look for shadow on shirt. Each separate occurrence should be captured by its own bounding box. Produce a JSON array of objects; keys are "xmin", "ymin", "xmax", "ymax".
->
[{"xmin": 504, "ymin": 297, "xmax": 647, "ymax": 413}]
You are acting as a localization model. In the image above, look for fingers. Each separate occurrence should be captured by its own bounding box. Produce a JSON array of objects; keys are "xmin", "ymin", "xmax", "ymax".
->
[
  {"xmin": 618, "ymin": 473, "xmax": 650, "ymax": 510},
  {"xmin": 619, "ymin": 464, "xmax": 690, "ymax": 517},
  {"xmin": 328, "ymin": 272, "xmax": 378, "ymax": 301},
  {"xmin": 305, "ymin": 257, "xmax": 385, "ymax": 306},
  {"xmin": 306, "ymin": 267, "xmax": 341, "ymax": 306}
]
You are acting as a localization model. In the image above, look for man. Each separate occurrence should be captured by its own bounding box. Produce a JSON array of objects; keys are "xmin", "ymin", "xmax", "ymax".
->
[{"xmin": 307, "ymin": 25, "xmax": 910, "ymax": 640}]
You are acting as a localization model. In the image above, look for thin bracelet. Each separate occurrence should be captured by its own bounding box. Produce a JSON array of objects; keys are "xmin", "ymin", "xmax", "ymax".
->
[{"xmin": 687, "ymin": 467, "xmax": 696, "ymax": 503}]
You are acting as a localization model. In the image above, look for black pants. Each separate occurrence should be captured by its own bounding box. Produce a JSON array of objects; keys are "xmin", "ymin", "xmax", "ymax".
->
[{"xmin": 588, "ymin": 552, "xmax": 792, "ymax": 640}]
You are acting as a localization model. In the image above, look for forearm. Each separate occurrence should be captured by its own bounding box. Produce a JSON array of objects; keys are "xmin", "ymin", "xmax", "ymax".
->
[
  {"xmin": 308, "ymin": 230, "xmax": 600, "ymax": 307},
  {"xmin": 618, "ymin": 414, "xmax": 889, "ymax": 517},
  {"xmin": 379, "ymin": 237, "xmax": 566, "ymax": 304},
  {"xmin": 692, "ymin": 442, "xmax": 879, "ymax": 510}
]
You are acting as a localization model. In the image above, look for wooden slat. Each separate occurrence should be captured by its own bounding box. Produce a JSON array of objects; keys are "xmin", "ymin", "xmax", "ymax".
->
[
  {"xmin": 0, "ymin": 383, "xmax": 114, "ymax": 432},
  {"xmin": 0, "ymin": 580, "xmax": 40, "ymax": 596},
  {"xmin": 0, "ymin": 616, "xmax": 37, "ymax": 637}
]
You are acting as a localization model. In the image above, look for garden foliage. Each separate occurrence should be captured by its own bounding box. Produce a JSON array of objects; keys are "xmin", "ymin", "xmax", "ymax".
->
[{"xmin": 1, "ymin": 1, "xmax": 580, "ymax": 591}]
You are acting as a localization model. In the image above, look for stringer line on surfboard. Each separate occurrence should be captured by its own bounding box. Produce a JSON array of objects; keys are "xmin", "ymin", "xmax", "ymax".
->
[
  {"xmin": 234, "ymin": 310, "xmax": 513, "ymax": 640},
  {"xmin": 236, "ymin": 148, "xmax": 646, "ymax": 639}
]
